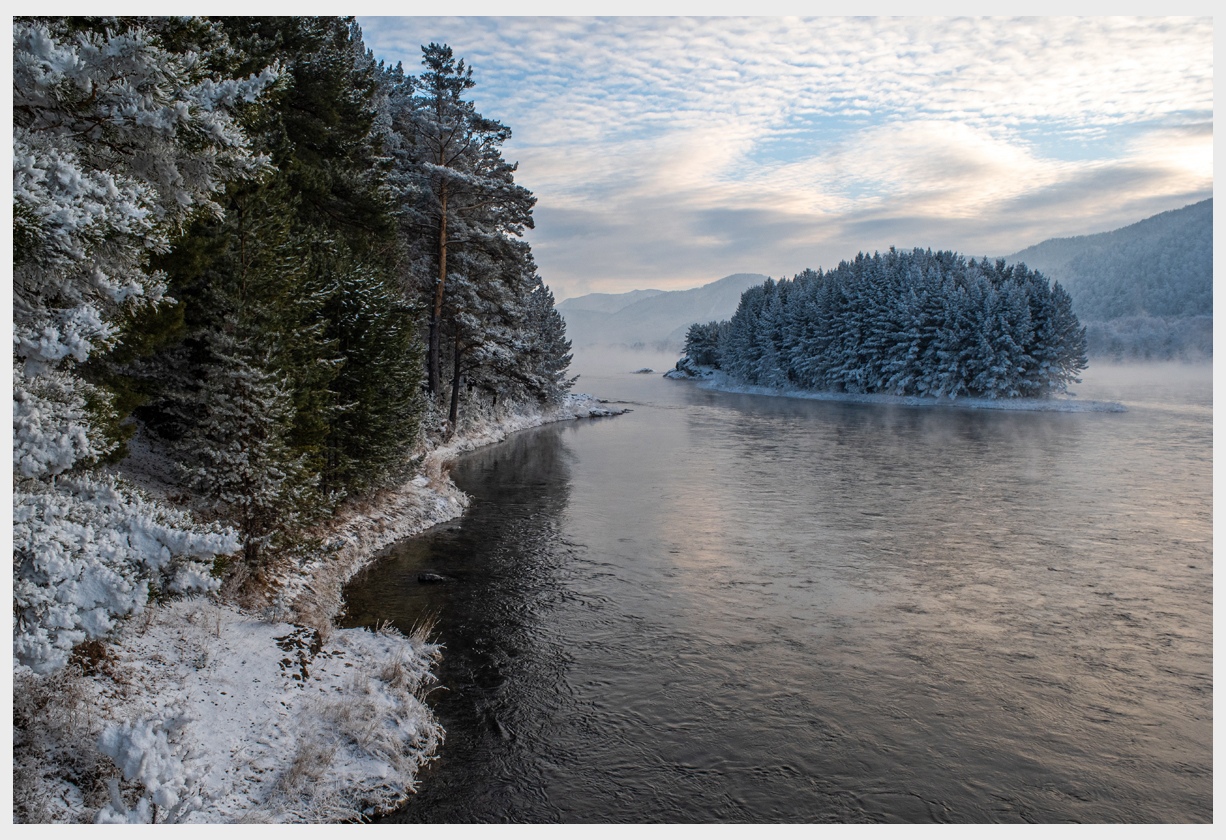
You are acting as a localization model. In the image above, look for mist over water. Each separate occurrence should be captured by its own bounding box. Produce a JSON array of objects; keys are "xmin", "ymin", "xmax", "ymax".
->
[{"xmin": 342, "ymin": 350, "xmax": 1211, "ymax": 823}]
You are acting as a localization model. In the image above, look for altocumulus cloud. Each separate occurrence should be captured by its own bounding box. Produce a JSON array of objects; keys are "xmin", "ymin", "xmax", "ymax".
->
[{"xmin": 357, "ymin": 15, "xmax": 1213, "ymax": 298}]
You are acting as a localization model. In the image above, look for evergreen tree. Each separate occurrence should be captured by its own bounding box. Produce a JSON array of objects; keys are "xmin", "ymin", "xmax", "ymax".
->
[
  {"xmin": 324, "ymin": 265, "xmax": 425, "ymax": 494},
  {"xmin": 688, "ymin": 249, "xmax": 1087, "ymax": 400},
  {"xmin": 387, "ymin": 43, "xmax": 536, "ymax": 399},
  {"xmin": 683, "ymin": 321, "xmax": 726, "ymax": 367},
  {"xmin": 143, "ymin": 16, "xmax": 425, "ymax": 521},
  {"xmin": 520, "ymin": 282, "xmax": 577, "ymax": 404},
  {"xmin": 12, "ymin": 18, "xmax": 271, "ymax": 672},
  {"xmin": 166, "ymin": 327, "xmax": 317, "ymax": 569}
]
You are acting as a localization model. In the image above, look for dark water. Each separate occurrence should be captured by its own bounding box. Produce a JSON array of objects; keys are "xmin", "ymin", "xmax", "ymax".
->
[{"xmin": 341, "ymin": 355, "xmax": 1212, "ymax": 823}]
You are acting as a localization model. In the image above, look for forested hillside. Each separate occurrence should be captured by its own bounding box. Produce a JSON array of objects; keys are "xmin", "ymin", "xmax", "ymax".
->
[
  {"xmin": 1005, "ymin": 199, "xmax": 1211, "ymax": 359},
  {"xmin": 13, "ymin": 17, "xmax": 574, "ymax": 676},
  {"xmin": 679, "ymin": 250, "xmax": 1087, "ymax": 399}
]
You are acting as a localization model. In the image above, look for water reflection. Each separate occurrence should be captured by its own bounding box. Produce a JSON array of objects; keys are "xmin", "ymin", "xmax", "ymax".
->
[
  {"xmin": 344, "ymin": 426, "xmax": 580, "ymax": 821},
  {"xmin": 342, "ymin": 361, "xmax": 1211, "ymax": 823}
]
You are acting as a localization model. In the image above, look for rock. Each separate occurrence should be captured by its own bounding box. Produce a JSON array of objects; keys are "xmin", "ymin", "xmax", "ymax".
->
[
  {"xmin": 632, "ymin": 368, "xmax": 654, "ymax": 374},
  {"xmin": 664, "ymin": 355, "xmax": 715, "ymax": 379}
]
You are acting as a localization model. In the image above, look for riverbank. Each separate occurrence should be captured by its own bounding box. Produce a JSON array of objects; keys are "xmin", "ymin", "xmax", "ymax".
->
[
  {"xmin": 13, "ymin": 394, "xmax": 626, "ymax": 823},
  {"xmin": 665, "ymin": 365, "xmax": 1127, "ymax": 413}
]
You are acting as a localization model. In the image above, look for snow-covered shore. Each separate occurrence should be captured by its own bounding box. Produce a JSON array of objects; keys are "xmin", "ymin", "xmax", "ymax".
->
[
  {"xmin": 666, "ymin": 365, "xmax": 1127, "ymax": 413},
  {"xmin": 14, "ymin": 394, "xmax": 626, "ymax": 823}
]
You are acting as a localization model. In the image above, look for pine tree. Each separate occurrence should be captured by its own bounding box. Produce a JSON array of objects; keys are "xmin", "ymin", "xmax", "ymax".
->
[
  {"xmin": 685, "ymin": 250, "xmax": 1087, "ymax": 401},
  {"xmin": 324, "ymin": 265, "xmax": 424, "ymax": 493},
  {"xmin": 387, "ymin": 43, "xmax": 536, "ymax": 399},
  {"xmin": 144, "ymin": 17, "xmax": 425, "ymax": 512},
  {"xmin": 521, "ymin": 282, "xmax": 578, "ymax": 404},
  {"xmin": 167, "ymin": 327, "xmax": 318, "ymax": 569}
]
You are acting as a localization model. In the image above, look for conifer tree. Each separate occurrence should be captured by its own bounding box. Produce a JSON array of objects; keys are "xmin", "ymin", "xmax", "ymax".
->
[
  {"xmin": 144, "ymin": 17, "xmax": 424, "ymax": 517},
  {"xmin": 693, "ymin": 249, "xmax": 1087, "ymax": 400},
  {"xmin": 167, "ymin": 327, "xmax": 318, "ymax": 568},
  {"xmin": 388, "ymin": 43, "xmax": 536, "ymax": 399},
  {"xmin": 12, "ymin": 17, "xmax": 272, "ymax": 672}
]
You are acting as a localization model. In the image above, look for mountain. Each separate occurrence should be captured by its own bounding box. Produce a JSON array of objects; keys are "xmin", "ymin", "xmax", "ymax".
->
[
  {"xmin": 558, "ymin": 273, "xmax": 769, "ymax": 348},
  {"xmin": 557, "ymin": 288, "xmax": 665, "ymax": 314},
  {"xmin": 1005, "ymin": 199, "xmax": 1211, "ymax": 321}
]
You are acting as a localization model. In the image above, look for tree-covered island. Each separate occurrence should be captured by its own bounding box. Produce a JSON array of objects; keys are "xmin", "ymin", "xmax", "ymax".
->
[{"xmin": 675, "ymin": 248, "xmax": 1088, "ymax": 400}]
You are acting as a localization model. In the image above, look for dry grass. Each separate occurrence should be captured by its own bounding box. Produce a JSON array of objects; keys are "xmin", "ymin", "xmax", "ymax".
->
[
  {"xmin": 275, "ymin": 738, "xmax": 338, "ymax": 798},
  {"xmin": 13, "ymin": 666, "xmax": 109, "ymax": 822},
  {"xmin": 421, "ymin": 453, "xmax": 456, "ymax": 492}
]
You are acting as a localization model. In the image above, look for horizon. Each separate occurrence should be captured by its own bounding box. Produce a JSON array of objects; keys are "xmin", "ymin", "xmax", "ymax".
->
[
  {"xmin": 554, "ymin": 195, "xmax": 1210, "ymax": 304},
  {"xmin": 357, "ymin": 16, "xmax": 1213, "ymax": 302}
]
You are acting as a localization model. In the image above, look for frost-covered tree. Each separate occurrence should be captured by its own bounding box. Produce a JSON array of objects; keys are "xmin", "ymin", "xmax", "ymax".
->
[
  {"xmin": 520, "ymin": 281, "xmax": 577, "ymax": 404},
  {"xmin": 683, "ymin": 321, "xmax": 726, "ymax": 368},
  {"xmin": 386, "ymin": 43, "xmax": 537, "ymax": 398},
  {"xmin": 445, "ymin": 243, "xmax": 575, "ymax": 416},
  {"xmin": 142, "ymin": 17, "xmax": 424, "ymax": 511},
  {"xmin": 324, "ymin": 264, "xmax": 424, "ymax": 494},
  {"xmin": 12, "ymin": 18, "xmax": 275, "ymax": 672},
  {"xmin": 165, "ymin": 328, "xmax": 317, "ymax": 569},
  {"xmin": 684, "ymin": 249, "xmax": 1087, "ymax": 400}
]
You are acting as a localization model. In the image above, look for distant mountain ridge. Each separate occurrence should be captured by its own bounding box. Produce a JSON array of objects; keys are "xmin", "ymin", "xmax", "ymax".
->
[
  {"xmin": 558, "ymin": 288, "xmax": 665, "ymax": 314},
  {"xmin": 558, "ymin": 273, "xmax": 768, "ymax": 348},
  {"xmin": 1004, "ymin": 198, "xmax": 1211, "ymax": 321},
  {"xmin": 557, "ymin": 200, "xmax": 1211, "ymax": 357}
]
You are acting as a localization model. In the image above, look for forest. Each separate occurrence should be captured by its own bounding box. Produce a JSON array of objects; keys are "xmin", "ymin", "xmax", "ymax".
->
[
  {"xmin": 681, "ymin": 248, "xmax": 1088, "ymax": 400},
  {"xmin": 13, "ymin": 16, "xmax": 574, "ymax": 676},
  {"xmin": 1006, "ymin": 198, "xmax": 1212, "ymax": 361}
]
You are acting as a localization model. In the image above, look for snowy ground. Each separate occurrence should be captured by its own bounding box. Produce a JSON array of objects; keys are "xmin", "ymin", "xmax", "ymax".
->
[
  {"xmin": 14, "ymin": 394, "xmax": 626, "ymax": 823},
  {"xmin": 668, "ymin": 367, "xmax": 1127, "ymax": 413}
]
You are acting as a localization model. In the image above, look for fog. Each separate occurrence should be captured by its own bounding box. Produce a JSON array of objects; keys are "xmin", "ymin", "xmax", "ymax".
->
[
  {"xmin": 355, "ymin": 338, "xmax": 1212, "ymax": 822},
  {"xmin": 569, "ymin": 345, "xmax": 1212, "ymax": 415}
]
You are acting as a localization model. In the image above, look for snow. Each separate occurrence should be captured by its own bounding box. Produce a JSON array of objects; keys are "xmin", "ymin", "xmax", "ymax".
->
[
  {"xmin": 673, "ymin": 368, "xmax": 1127, "ymax": 413},
  {"xmin": 113, "ymin": 599, "xmax": 439, "ymax": 822},
  {"xmin": 15, "ymin": 393, "xmax": 627, "ymax": 823}
]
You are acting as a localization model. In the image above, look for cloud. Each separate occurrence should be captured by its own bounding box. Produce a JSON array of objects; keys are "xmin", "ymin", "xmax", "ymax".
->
[{"xmin": 357, "ymin": 16, "xmax": 1213, "ymax": 299}]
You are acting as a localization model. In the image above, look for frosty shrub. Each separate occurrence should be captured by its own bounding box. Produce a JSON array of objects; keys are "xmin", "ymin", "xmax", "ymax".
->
[
  {"xmin": 13, "ymin": 476, "xmax": 236, "ymax": 673},
  {"xmin": 96, "ymin": 715, "xmax": 204, "ymax": 823}
]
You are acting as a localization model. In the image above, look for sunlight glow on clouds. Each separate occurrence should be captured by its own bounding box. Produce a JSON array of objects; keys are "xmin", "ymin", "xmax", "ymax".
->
[{"xmin": 357, "ymin": 15, "xmax": 1213, "ymax": 299}]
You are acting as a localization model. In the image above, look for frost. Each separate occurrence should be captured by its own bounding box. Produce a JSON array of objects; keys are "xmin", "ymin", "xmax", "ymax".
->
[
  {"xmin": 684, "ymin": 250, "xmax": 1088, "ymax": 401},
  {"xmin": 96, "ymin": 716, "xmax": 203, "ymax": 823},
  {"xmin": 13, "ymin": 474, "xmax": 238, "ymax": 674},
  {"xmin": 12, "ymin": 19, "xmax": 269, "ymax": 674},
  {"xmin": 13, "ymin": 392, "xmax": 623, "ymax": 822}
]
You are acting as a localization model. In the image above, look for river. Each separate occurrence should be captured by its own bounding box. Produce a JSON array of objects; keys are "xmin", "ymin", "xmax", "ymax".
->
[{"xmin": 340, "ymin": 351, "xmax": 1212, "ymax": 823}]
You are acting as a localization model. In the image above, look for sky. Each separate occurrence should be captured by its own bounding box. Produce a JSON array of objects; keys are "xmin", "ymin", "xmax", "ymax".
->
[{"xmin": 356, "ymin": 15, "xmax": 1213, "ymax": 302}]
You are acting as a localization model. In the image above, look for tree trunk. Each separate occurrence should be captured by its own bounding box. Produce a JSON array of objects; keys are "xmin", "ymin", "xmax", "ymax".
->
[
  {"xmin": 427, "ymin": 187, "xmax": 448, "ymax": 395},
  {"xmin": 447, "ymin": 329, "xmax": 464, "ymax": 436}
]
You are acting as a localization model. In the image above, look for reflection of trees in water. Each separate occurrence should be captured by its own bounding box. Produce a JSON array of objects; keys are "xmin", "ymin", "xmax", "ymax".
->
[
  {"xmin": 453, "ymin": 424, "xmax": 574, "ymax": 519},
  {"xmin": 685, "ymin": 395, "xmax": 1087, "ymax": 607},
  {"xmin": 346, "ymin": 423, "xmax": 579, "ymax": 822},
  {"xmin": 345, "ymin": 394, "xmax": 1208, "ymax": 823},
  {"xmin": 701, "ymin": 393, "xmax": 1080, "ymax": 511},
  {"xmin": 342, "ymin": 424, "xmax": 575, "ymax": 629}
]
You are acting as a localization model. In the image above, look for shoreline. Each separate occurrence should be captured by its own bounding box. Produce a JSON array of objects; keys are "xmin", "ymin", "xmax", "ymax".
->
[
  {"xmin": 14, "ymin": 394, "xmax": 626, "ymax": 824},
  {"xmin": 666, "ymin": 368, "xmax": 1127, "ymax": 413}
]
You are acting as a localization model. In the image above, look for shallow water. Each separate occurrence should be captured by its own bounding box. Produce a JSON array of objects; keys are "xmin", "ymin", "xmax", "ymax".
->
[{"xmin": 341, "ymin": 355, "xmax": 1212, "ymax": 823}]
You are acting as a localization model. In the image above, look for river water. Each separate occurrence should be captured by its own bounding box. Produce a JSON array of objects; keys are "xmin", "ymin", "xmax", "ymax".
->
[{"xmin": 341, "ymin": 352, "xmax": 1212, "ymax": 823}]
